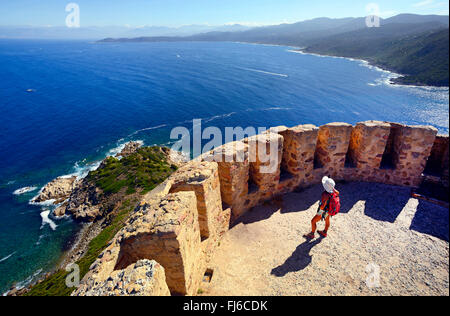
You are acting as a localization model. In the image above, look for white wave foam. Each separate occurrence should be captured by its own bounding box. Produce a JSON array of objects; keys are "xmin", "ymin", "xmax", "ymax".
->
[
  {"xmin": 203, "ymin": 112, "xmax": 237, "ymax": 123},
  {"xmin": 14, "ymin": 269, "xmax": 43, "ymax": 291},
  {"xmin": 388, "ymin": 82, "xmax": 450, "ymax": 91},
  {"xmin": 288, "ymin": 48, "xmax": 449, "ymax": 89},
  {"xmin": 35, "ymin": 234, "xmax": 45, "ymax": 246},
  {"xmin": 107, "ymin": 142, "xmax": 127, "ymax": 157},
  {"xmin": 130, "ymin": 125, "xmax": 167, "ymax": 136},
  {"xmin": 71, "ymin": 160, "xmax": 103, "ymax": 179},
  {"xmin": 287, "ymin": 49, "xmax": 331, "ymax": 58},
  {"xmin": 40, "ymin": 210, "xmax": 57, "ymax": 231},
  {"xmin": 58, "ymin": 174, "xmax": 78, "ymax": 179},
  {"xmin": 0, "ymin": 252, "xmax": 16, "ymax": 264},
  {"xmin": 29, "ymin": 140, "xmax": 147, "ymax": 206},
  {"xmin": 13, "ymin": 186, "xmax": 38, "ymax": 195},
  {"xmin": 29, "ymin": 198, "xmax": 56, "ymax": 207},
  {"xmin": 367, "ymin": 73, "xmax": 400, "ymax": 87},
  {"xmin": 287, "ymin": 49, "xmax": 404, "ymax": 87},
  {"xmin": 239, "ymin": 67, "xmax": 288, "ymax": 78},
  {"xmin": 109, "ymin": 140, "xmax": 144, "ymax": 160}
]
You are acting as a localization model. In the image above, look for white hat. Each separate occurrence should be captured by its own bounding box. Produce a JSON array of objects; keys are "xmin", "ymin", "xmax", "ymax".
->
[{"xmin": 322, "ymin": 176, "xmax": 335, "ymax": 194}]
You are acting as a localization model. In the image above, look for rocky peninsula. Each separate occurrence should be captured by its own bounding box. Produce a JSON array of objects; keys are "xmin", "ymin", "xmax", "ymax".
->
[{"xmin": 8, "ymin": 142, "xmax": 185, "ymax": 296}]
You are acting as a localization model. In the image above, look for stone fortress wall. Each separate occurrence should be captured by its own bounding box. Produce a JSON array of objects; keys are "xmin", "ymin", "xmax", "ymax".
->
[{"xmin": 73, "ymin": 121, "xmax": 449, "ymax": 296}]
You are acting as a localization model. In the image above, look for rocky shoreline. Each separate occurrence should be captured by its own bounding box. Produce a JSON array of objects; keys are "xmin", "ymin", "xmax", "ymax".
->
[
  {"xmin": 30, "ymin": 141, "xmax": 147, "ymax": 220},
  {"xmin": 6, "ymin": 141, "xmax": 185, "ymax": 296},
  {"xmin": 59, "ymin": 220, "xmax": 105, "ymax": 269},
  {"xmin": 289, "ymin": 47, "xmax": 449, "ymax": 89}
]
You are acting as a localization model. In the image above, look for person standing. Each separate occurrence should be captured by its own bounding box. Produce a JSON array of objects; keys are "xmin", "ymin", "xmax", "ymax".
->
[{"xmin": 305, "ymin": 176, "xmax": 341, "ymax": 239}]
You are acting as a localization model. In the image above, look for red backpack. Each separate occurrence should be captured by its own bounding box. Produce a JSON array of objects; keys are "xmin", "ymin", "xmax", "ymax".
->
[
  {"xmin": 328, "ymin": 192, "xmax": 341, "ymax": 216},
  {"xmin": 321, "ymin": 191, "xmax": 341, "ymax": 216}
]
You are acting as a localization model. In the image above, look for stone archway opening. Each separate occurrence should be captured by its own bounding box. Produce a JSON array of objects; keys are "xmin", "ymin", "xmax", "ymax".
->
[{"xmin": 380, "ymin": 124, "xmax": 401, "ymax": 170}]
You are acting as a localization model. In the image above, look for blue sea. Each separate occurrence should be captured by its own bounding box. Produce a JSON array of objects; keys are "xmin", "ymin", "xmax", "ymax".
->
[{"xmin": 0, "ymin": 39, "xmax": 448, "ymax": 293}]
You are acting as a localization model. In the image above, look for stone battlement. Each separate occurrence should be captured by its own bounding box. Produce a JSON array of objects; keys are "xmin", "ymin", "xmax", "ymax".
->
[{"xmin": 73, "ymin": 121, "xmax": 448, "ymax": 296}]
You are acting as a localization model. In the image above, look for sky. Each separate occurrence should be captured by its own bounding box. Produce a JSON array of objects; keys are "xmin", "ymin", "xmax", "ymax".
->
[{"xmin": 0, "ymin": 0, "xmax": 448, "ymax": 27}]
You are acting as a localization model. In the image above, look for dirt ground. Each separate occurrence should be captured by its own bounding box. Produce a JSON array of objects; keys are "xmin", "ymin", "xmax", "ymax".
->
[{"xmin": 201, "ymin": 182, "xmax": 449, "ymax": 296}]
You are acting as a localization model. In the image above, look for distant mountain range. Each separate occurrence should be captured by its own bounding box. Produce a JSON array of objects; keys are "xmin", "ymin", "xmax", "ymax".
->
[
  {"xmin": 98, "ymin": 14, "xmax": 449, "ymax": 87},
  {"xmin": 0, "ymin": 24, "xmax": 254, "ymax": 40}
]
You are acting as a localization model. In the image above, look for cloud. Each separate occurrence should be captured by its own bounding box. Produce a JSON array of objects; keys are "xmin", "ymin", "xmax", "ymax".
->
[
  {"xmin": 413, "ymin": 0, "xmax": 434, "ymax": 7},
  {"xmin": 413, "ymin": 0, "xmax": 449, "ymax": 9}
]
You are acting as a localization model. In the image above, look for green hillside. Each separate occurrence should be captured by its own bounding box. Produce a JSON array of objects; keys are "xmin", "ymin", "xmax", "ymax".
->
[{"xmin": 304, "ymin": 27, "xmax": 449, "ymax": 86}]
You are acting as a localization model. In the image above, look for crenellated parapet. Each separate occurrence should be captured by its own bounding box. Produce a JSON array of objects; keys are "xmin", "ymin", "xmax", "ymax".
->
[
  {"xmin": 73, "ymin": 120, "xmax": 447, "ymax": 296},
  {"xmin": 279, "ymin": 124, "xmax": 318, "ymax": 188},
  {"xmin": 314, "ymin": 122, "xmax": 353, "ymax": 178}
]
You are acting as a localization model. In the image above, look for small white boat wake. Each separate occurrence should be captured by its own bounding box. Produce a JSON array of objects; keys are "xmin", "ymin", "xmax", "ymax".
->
[{"xmin": 239, "ymin": 67, "xmax": 288, "ymax": 78}]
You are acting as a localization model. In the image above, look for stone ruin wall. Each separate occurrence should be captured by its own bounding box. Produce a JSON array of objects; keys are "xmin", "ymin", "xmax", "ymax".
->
[{"xmin": 73, "ymin": 121, "xmax": 448, "ymax": 296}]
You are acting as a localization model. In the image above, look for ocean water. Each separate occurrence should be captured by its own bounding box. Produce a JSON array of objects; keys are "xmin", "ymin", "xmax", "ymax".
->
[{"xmin": 0, "ymin": 39, "xmax": 448, "ymax": 293}]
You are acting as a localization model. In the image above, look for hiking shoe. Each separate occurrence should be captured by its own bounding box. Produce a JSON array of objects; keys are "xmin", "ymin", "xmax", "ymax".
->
[
  {"xmin": 318, "ymin": 230, "xmax": 327, "ymax": 238},
  {"xmin": 304, "ymin": 232, "xmax": 315, "ymax": 239}
]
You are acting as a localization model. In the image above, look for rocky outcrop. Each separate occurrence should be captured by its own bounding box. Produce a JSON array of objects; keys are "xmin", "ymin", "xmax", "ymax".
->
[
  {"xmin": 65, "ymin": 179, "xmax": 103, "ymax": 221},
  {"xmin": 116, "ymin": 141, "xmax": 143, "ymax": 158},
  {"xmin": 53, "ymin": 202, "xmax": 68, "ymax": 217},
  {"xmin": 74, "ymin": 260, "xmax": 170, "ymax": 296},
  {"xmin": 168, "ymin": 149, "xmax": 189, "ymax": 167},
  {"xmin": 32, "ymin": 176, "xmax": 78, "ymax": 204},
  {"xmin": 50, "ymin": 143, "xmax": 183, "ymax": 222}
]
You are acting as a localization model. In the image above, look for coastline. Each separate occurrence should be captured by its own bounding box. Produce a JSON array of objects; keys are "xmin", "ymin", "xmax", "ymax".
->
[
  {"xmin": 4, "ymin": 142, "xmax": 134, "ymax": 296},
  {"xmin": 233, "ymin": 41, "xmax": 448, "ymax": 90},
  {"xmin": 58, "ymin": 220, "xmax": 104, "ymax": 270},
  {"xmin": 288, "ymin": 48, "xmax": 402, "ymax": 86},
  {"xmin": 5, "ymin": 220, "xmax": 103, "ymax": 296},
  {"xmin": 291, "ymin": 48, "xmax": 449, "ymax": 90},
  {"xmin": 5, "ymin": 144, "xmax": 185, "ymax": 296}
]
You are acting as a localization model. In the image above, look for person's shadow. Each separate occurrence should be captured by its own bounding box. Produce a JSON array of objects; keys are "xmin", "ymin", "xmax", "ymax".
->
[{"xmin": 271, "ymin": 238, "xmax": 323, "ymax": 277}]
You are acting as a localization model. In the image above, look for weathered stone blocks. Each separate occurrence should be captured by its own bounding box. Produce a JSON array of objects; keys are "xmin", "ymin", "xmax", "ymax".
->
[
  {"xmin": 390, "ymin": 124, "xmax": 437, "ymax": 187},
  {"xmin": 114, "ymin": 192, "xmax": 204, "ymax": 296},
  {"xmin": 73, "ymin": 260, "xmax": 170, "ymax": 296},
  {"xmin": 280, "ymin": 124, "xmax": 319, "ymax": 186},
  {"xmin": 245, "ymin": 133, "xmax": 284, "ymax": 195},
  {"xmin": 425, "ymin": 134, "xmax": 449, "ymax": 177},
  {"xmin": 432, "ymin": 136, "xmax": 450, "ymax": 187},
  {"xmin": 346, "ymin": 122, "xmax": 438, "ymax": 187},
  {"xmin": 205, "ymin": 141, "xmax": 250, "ymax": 219},
  {"xmin": 347, "ymin": 121, "xmax": 391, "ymax": 174},
  {"xmin": 314, "ymin": 122, "xmax": 353, "ymax": 179},
  {"xmin": 169, "ymin": 161, "xmax": 224, "ymax": 240}
]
